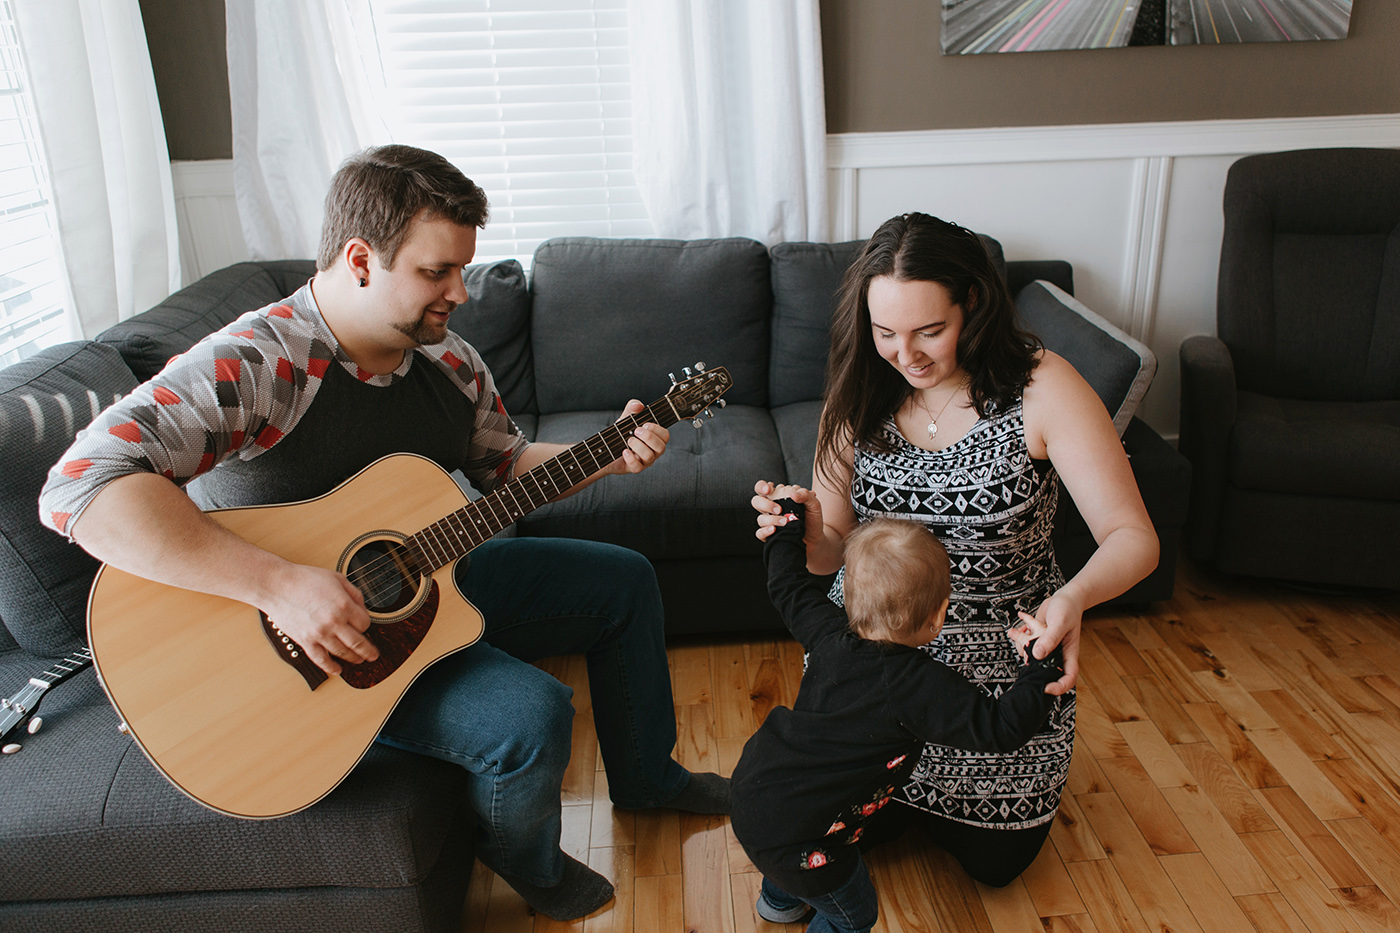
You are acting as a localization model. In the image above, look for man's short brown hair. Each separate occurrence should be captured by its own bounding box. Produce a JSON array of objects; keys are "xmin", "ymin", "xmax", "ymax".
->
[
  {"xmin": 843, "ymin": 519, "xmax": 951, "ymax": 643},
  {"xmin": 317, "ymin": 145, "xmax": 490, "ymax": 271}
]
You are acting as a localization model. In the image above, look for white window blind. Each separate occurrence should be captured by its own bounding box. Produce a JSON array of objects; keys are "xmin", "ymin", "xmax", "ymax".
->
[
  {"xmin": 0, "ymin": 0, "xmax": 69, "ymax": 365},
  {"xmin": 369, "ymin": 0, "xmax": 653, "ymax": 266}
]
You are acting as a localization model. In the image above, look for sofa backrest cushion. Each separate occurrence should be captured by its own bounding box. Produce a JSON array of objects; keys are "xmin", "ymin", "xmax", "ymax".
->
[
  {"xmin": 1016, "ymin": 281, "xmax": 1155, "ymax": 435},
  {"xmin": 98, "ymin": 261, "xmax": 318, "ymax": 381},
  {"xmin": 529, "ymin": 237, "xmax": 771, "ymax": 412},
  {"xmin": 0, "ymin": 342, "xmax": 139, "ymax": 656},
  {"xmin": 768, "ymin": 235, "xmax": 1008, "ymax": 408},
  {"xmin": 450, "ymin": 259, "xmax": 537, "ymax": 415}
]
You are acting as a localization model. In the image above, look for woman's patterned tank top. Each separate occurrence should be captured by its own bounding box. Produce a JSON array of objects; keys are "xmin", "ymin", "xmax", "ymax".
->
[{"xmin": 831, "ymin": 399, "xmax": 1076, "ymax": 829}]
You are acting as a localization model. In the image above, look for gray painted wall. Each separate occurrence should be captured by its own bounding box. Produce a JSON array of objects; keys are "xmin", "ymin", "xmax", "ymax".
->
[
  {"xmin": 143, "ymin": 1, "xmax": 1400, "ymax": 157},
  {"xmin": 822, "ymin": 0, "xmax": 1400, "ymax": 133}
]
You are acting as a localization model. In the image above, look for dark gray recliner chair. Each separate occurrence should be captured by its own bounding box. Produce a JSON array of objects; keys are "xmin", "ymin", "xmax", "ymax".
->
[{"xmin": 1179, "ymin": 147, "xmax": 1400, "ymax": 589}]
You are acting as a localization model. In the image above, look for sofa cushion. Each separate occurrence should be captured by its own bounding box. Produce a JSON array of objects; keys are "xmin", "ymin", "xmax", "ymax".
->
[
  {"xmin": 449, "ymin": 259, "xmax": 536, "ymax": 416},
  {"xmin": 0, "ymin": 661, "xmax": 470, "ymax": 901},
  {"xmin": 0, "ymin": 342, "xmax": 139, "ymax": 657},
  {"xmin": 770, "ymin": 400, "xmax": 823, "ymax": 489},
  {"xmin": 1229, "ymin": 392, "xmax": 1400, "ymax": 500},
  {"xmin": 529, "ymin": 237, "xmax": 772, "ymax": 413},
  {"xmin": 767, "ymin": 236, "xmax": 1009, "ymax": 409},
  {"xmin": 518, "ymin": 406, "xmax": 784, "ymax": 560},
  {"xmin": 97, "ymin": 261, "xmax": 318, "ymax": 381},
  {"xmin": 1016, "ymin": 281, "xmax": 1155, "ymax": 435}
]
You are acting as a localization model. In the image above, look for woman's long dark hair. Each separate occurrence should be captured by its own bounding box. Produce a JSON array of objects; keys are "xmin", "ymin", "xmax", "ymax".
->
[{"xmin": 815, "ymin": 213, "xmax": 1042, "ymax": 485}]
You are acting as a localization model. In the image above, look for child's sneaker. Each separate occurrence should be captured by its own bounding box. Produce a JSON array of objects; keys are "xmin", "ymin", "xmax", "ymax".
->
[{"xmin": 755, "ymin": 892, "xmax": 816, "ymax": 924}]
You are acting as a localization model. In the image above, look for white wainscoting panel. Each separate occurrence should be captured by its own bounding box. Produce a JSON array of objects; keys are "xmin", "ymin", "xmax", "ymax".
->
[
  {"xmin": 828, "ymin": 114, "xmax": 1400, "ymax": 439},
  {"xmin": 171, "ymin": 160, "xmax": 248, "ymax": 286}
]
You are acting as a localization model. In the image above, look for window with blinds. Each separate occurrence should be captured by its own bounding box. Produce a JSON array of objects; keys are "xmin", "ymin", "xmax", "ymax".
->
[
  {"xmin": 0, "ymin": 0, "xmax": 69, "ymax": 365},
  {"xmin": 369, "ymin": 0, "xmax": 653, "ymax": 266}
]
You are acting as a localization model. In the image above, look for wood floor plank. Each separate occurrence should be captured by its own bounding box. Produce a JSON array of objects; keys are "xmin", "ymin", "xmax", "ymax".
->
[
  {"xmin": 1041, "ymin": 916, "xmax": 1104, "ymax": 933},
  {"xmin": 1124, "ymin": 674, "xmax": 1206, "ymax": 744},
  {"xmin": 633, "ymin": 808, "xmax": 682, "ymax": 878},
  {"xmin": 1074, "ymin": 686, "xmax": 1134, "ymax": 759},
  {"xmin": 1318, "ymin": 757, "xmax": 1400, "ymax": 841},
  {"xmin": 1183, "ymin": 703, "xmax": 1288, "ymax": 789},
  {"xmin": 1329, "ymin": 818, "xmax": 1400, "ymax": 921},
  {"xmin": 1096, "ymin": 756, "xmax": 1199, "ymax": 855},
  {"xmin": 1050, "ymin": 792, "xmax": 1108, "ymax": 863},
  {"xmin": 633, "ymin": 873, "xmax": 686, "ymax": 933},
  {"xmin": 1086, "ymin": 620, "xmax": 1154, "ymax": 678},
  {"xmin": 743, "ymin": 656, "xmax": 788, "ymax": 730},
  {"xmin": 1173, "ymin": 740, "xmax": 1279, "ymax": 834},
  {"xmin": 1236, "ymin": 891, "xmax": 1319, "ymax": 933},
  {"xmin": 1296, "ymin": 646, "xmax": 1384, "ymax": 715},
  {"xmin": 1075, "ymin": 792, "xmax": 1207, "ymax": 933},
  {"xmin": 1079, "ymin": 631, "xmax": 1149, "ymax": 722},
  {"xmin": 1336, "ymin": 886, "xmax": 1400, "ymax": 933},
  {"xmin": 1159, "ymin": 851, "xmax": 1262, "ymax": 933},
  {"xmin": 589, "ymin": 770, "xmax": 636, "ymax": 850},
  {"xmin": 867, "ymin": 833, "xmax": 950, "ymax": 933},
  {"xmin": 1063, "ymin": 858, "xmax": 1153, "ymax": 933},
  {"xmin": 675, "ymin": 702, "xmax": 720, "ymax": 774},
  {"xmin": 1246, "ymin": 729, "xmax": 1361, "ymax": 822},
  {"xmin": 1150, "ymin": 616, "xmax": 1226, "ymax": 674},
  {"xmin": 1240, "ymin": 830, "xmax": 1363, "ymax": 933},
  {"xmin": 921, "ymin": 844, "xmax": 996, "ymax": 933},
  {"xmin": 710, "ymin": 640, "xmax": 758, "ymax": 740},
  {"xmin": 1160, "ymin": 783, "xmax": 1275, "ymax": 895},
  {"xmin": 1139, "ymin": 646, "xmax": 1216, "ymax": 706},
  {"xmin": 1018, "ymin": 832, "xmax": 1087, "ymax": 917},
  {"xmin": 1194, "ymin": 668, "xmax": 1280, "ymax": 732},
  {"xmin": 1252, "ymin": 688, "xmax": 1351, "ymax": 762},
  {"xmin": 585, "ymin": 845, "xmax": 636, "ymax": 933},
  {"xmin": 1115, "ymin": 720, "xmax": 1197, "ymax": 787},
  {"xmin": 1199, "ymin": 631, "xmax": 1284, "ymax": 691},
  {"xmin": 1253, "ymin": 785, "xmax": 1372, "ymax": 889},
  {"xmin": 1066, "ymin": 740, "xmax": 1112, "ymax": 796},
  {"xmin": 680, "ymin": 813, "xmax": 735, "ymax": 933},
  {"xmin": 669, "ymin": 642, "xmax": 713, "ymax": 707},
  {"xmin": 976, "ymin": 877, "xmax": 1046, "ymax": 933}
]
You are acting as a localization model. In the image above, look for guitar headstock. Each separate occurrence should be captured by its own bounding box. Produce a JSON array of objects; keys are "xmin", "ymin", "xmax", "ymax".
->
[{"xmin": 665, "ymin": 364, "xmax": 733, "ymax": 422}]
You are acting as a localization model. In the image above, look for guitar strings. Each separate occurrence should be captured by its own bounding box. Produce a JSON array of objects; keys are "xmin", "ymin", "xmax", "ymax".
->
[{"xmin": 336, "ymin": 412, "xmax": 657, "ymax": 608}]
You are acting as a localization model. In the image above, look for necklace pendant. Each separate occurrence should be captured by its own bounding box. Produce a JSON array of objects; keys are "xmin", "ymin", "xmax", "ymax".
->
[{"xmin": 927, "ymin": 420, "xmax": 938, "ymax": 439}]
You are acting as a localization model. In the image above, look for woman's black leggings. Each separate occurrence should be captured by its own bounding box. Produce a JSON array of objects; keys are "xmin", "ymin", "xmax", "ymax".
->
[{"xmin": 917, "ymin": 809, "xmax": 1055, "ymax": 887}]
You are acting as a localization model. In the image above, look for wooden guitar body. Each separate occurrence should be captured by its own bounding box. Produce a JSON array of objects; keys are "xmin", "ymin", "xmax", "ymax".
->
[{"xmin": 87, "ymin": 453, "xmax": 484, "ymax": 819}]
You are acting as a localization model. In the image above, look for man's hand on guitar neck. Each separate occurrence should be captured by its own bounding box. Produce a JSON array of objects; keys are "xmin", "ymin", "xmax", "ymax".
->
[
  {"xmin": 261, "ymin": 563, "xmax": 380, "ymax": 676},
  {"xmin": 514, "ymin": 398, "xmax": 671, "ymax": 491}
]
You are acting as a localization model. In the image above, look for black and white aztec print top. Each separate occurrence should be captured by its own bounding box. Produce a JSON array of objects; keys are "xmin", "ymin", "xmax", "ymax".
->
[{"xmin": 831, "ymin": 399, "xmax": 1076, "ymax": 830}]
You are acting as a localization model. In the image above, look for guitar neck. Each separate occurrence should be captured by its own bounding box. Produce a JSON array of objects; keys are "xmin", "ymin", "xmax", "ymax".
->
[{"xmin": 406, "ymin": 399, "xmax": 679, "ymax": 574}]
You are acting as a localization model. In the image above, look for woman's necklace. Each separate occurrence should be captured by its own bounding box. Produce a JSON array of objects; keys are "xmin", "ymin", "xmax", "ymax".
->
[{"xmin": 915, "ymin": 378, "xmax": 967, "ymax": 440}]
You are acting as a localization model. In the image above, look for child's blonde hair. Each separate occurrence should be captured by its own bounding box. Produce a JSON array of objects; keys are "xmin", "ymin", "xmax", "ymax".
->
[{"xmin": 843, "ymin": 518, "xmax": 951, "ymax": 643}]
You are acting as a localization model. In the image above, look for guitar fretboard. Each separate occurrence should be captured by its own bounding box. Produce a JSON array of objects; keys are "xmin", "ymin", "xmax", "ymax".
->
[{"xmin": 404, "ymin": 400, "xmax": 675, "ymax": 574}]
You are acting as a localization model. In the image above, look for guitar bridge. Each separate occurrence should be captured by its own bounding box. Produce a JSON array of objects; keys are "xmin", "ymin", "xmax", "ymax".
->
[{"xmin": 260, "ymin": 615, "xmax": 328, "ymax": 691}]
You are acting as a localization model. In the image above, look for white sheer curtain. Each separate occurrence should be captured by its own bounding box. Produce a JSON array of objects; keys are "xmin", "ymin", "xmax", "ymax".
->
[
  {"xmin": 226, "ymin": 0, "xmax": 387, "ymax": 261},
  {"xmin": 13, "ymin": 0, "xmax": 179, "ymax": 338},
  {"xmin": 626, "ymin": 0, "xmax": 828, "ymax": 244}
]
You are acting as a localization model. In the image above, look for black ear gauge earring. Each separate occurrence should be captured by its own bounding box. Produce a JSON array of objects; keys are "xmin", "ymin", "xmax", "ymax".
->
[{"xmin": 359, "ymin": 277, "xmax": 367, "ymax": 288}]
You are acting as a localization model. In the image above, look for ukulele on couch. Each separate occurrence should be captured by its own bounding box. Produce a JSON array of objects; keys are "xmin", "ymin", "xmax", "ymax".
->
[
  {"xmin": 0, "ymin": 647, "xmax": 94, "ymax": 754},
  {"xmin": 87, "ymin": 365, "xmax": 731, "ymax": 819}
]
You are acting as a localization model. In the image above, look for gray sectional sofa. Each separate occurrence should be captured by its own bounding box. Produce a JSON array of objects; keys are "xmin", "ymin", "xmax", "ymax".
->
[{"xmin": 0, "ymin": 234, "xmax": 1189, "ymax": 928}]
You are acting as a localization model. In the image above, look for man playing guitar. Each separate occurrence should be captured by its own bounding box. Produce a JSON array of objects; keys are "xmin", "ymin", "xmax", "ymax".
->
[{"xmin": 39, "ymin": 144, "xmax": 728, "ymax": 922}]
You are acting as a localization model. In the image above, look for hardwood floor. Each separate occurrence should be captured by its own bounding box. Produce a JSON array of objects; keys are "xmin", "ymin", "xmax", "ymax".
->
[{"xmin": 460, "ymin": 557, "xmax": 1400, "ymax": 932}]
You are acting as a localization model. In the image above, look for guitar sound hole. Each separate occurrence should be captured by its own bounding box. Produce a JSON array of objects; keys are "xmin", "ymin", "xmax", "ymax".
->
[{"xmin": 345, "ymin": 540, "xmax": 420, "ymax": 615}]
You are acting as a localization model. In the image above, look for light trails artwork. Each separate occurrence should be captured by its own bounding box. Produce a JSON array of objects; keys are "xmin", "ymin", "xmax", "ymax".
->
[{"xmin": 941, "ymin": 0, "xmax": 1351, "ymax": 53}]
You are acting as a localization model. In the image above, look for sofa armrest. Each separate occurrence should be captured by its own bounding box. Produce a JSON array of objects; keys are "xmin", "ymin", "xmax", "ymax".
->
[{"xmin": 1178, "ymin": 334, "xmax": 1238, "ymax": 559}]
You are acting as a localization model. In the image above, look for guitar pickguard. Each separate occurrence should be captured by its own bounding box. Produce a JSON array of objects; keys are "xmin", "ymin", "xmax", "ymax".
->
[{"xmin": 259, "ymin": 580, "xmax": 440, "ymax": 691}]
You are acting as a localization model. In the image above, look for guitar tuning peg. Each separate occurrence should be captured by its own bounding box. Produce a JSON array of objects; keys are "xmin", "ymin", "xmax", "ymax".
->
[
  {"xmin": 692, "ymin": 418, "xmax": 703, "ymax": 429},
  {"xmin": 717, "ymin": 399, "xmax": 727, "ymax": 409},
  {"xmin": 668, "ymin": 372, "xmax": 677, "ymax": 384},
  {"xmin": 27, "ymin": 716, "xmax": 41, "ymax": 734},
  {"xmin": 695, "ymin": 362, "xmax": 706, "ymax": 372},
  {"xmin": 2, "ymin": 743, "xmax": 19, "ymax": 755},
  {"xmin": 683, "ymin": 366, "xmax": 693, "ymax": 377},
  {"xmin": 117, "ymin": 721, "xmax": 131, "ymax": 735},
  {"xmin": 704, "ymin": 409, "xmax": 714, "ymax": 418}
]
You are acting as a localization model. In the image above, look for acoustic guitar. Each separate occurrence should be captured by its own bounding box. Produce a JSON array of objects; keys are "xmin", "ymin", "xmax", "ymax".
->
[{"xmin": 87, "ymin": 365, "xmax": 732, "ymax": 819}]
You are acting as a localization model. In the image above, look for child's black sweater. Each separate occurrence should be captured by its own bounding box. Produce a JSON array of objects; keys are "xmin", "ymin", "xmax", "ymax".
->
[{"xmin": 729, "ymin": 502, "xmax": 1063, "ymax": 898}]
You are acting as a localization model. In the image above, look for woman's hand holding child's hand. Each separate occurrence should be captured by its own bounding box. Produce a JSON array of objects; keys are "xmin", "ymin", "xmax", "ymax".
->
[
  {"xmin": 1006, "ymin": 611, "xmax": 1050, "ymax": 665},
  {"xmin": 752, "ymin": 481, "xmax": 825, "ymax": 549}
]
